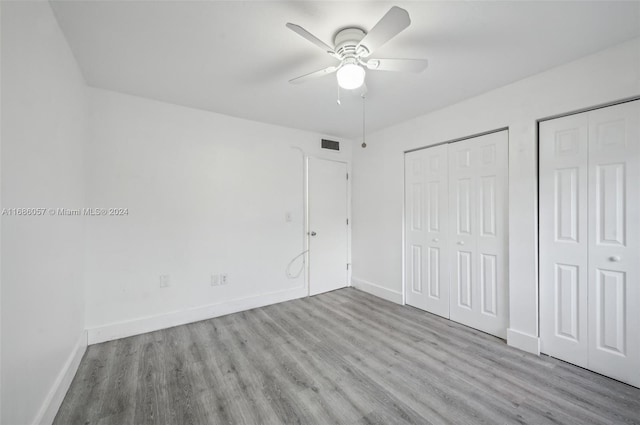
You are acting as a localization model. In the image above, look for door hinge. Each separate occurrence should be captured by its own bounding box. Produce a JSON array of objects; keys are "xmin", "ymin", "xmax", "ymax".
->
[
  {"xmin": 346, "ymin": 173, "xmax": 349, "ymax": 180},
  {"xmin": 347, "ymin": 263, "xmax": 350, "ymax": 270},
  {"xmin": 346, "ymin": 218, "xmax": 349, "ymax": 225}
]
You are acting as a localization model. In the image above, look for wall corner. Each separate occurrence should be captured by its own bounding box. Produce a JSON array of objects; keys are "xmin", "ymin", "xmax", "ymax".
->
[{"xmin": 507, "ymin": 327, "xmax": 540, "ymax": 355}]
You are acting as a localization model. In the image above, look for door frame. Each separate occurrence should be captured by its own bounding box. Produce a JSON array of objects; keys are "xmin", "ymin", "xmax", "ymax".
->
[
  {"xmin": 402, "ymin": 127, "xmax": 509, "ymax": 306},
  {"xmin": 305, "ymin": 155, "xmax": 352, "ymax": 297}
]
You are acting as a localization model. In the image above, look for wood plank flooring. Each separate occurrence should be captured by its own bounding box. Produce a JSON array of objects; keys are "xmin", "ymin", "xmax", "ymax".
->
[{"xmin": 54, "ymin": 288, "xmax": 640, "ymax": 425}]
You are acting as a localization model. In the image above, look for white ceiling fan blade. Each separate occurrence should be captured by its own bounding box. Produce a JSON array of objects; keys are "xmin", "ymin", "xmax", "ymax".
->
[
  {"xmin": 357, "ymin": 6, "xmax": 411, "ymax": 58},
  {"xmin": 286, "ymin": 23, "xmax": 336, "ymax": 55},
  {"xmin": 288, "ymin": 66, "xmax": 338, "ymax": 84},
  {"xmin": 365, "ymin": 58, "xmax": 428, "ymax": 72}
]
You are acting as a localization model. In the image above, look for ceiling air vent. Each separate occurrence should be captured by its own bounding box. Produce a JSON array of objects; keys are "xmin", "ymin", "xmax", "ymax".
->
[{"xmin": 321, "ymin": 139, "xmax": 340, "ymax": 151}]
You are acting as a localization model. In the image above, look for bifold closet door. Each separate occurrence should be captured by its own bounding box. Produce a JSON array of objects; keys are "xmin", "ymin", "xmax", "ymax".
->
[
  {"xmin": 448, "ymin": 131, "xmax": 509, "ymax": 339},
  {"xmin": 405, "ymin": 144, "xmax": 449, "ymax": 317},
  {"xmin": 404, "ymin": 131, "xmax": 508, "ymax": 338},
  {"xmin": 540, "ymin": 100, "xmax": 640, "ymax": 388}
]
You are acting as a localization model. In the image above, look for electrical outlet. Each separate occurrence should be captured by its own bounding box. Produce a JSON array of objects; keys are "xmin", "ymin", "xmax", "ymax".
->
[
  {"xmin": 211, "ymin": 274, "xmax": 220, "ymax": 286},
  {"xmin": 159, "ymin": 274, "xmax": 170, "ymax": 288},
  {"xmin": 221, "ymin": 273, "xmax": 229, "ymax": 285}
]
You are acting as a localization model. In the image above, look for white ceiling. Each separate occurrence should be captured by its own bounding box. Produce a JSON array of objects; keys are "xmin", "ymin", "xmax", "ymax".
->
[{"xmin": 50, "ymin": 1, "xmax": 640, "ymax": 139}]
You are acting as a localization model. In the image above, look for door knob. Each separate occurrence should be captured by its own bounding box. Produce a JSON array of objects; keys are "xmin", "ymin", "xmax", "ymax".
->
[
  {"xmin": 457, "ymin": 241, "xmax": 465, "ymax": 246},
  {"xmin": 609, "ymin": 256, "xmax": 621, "ymax": 262},
  {"xmin": 433, "ymin": 238, "xmax": 439, "ymax": 242},
  {"xmin": 310, "ymin": 231, "xmax": 317, "ymax": 236}
]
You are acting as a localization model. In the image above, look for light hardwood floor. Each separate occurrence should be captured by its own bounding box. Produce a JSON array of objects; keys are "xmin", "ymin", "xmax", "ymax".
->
[{"xmin": 54, "ymin": 288, "xmax": 640, "ymax": 425}]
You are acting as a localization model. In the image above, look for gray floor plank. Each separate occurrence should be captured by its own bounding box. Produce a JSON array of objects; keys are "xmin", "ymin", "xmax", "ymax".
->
[
  {"xmin": 290, "ymin": 295, "xmax": 522, "ymax": 425},
  {"xmin": 314, "ymin": 292, "xmax": 617, "ymax": 424},
  {"xmin": 54, "ymin": 288, "xmax": 640, "ymax": 425},
  {"xmin": 133, "ymin": 332, "xmax": 171, "ymax": 425}
]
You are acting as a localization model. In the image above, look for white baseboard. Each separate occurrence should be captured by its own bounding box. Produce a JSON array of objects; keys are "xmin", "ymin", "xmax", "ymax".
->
[
  {"xmin": 507, "ymin": 328, "xmax": 540, "ymax": 355},
  {"xmin": 351, "ymin": 277, "xmax": 403, "ymax": 304},
  {"xmin": 87, "ymin": 286, "xmax": 308, "ymax": 345},
  {"xmin": 33, "ymin": 330, "xmax": 87, "ymax": 425}
]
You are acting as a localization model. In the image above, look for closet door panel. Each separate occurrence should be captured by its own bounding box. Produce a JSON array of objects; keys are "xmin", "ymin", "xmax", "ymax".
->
[
  {"xmin": 476, "ymin": 134, "xmax": 508, "ymax": 329},
  {"xmin": 449, "ymin": 131, "xmax": 509, "ymax": 338},
  {"xmin": 449, "ymin": 141, "xmax": 476, "ymax": 321},
  {"xmin": 405, "ymin": 151, "xmax": 427, "ymax": 304},
  {"xmin": 587, "ymin": 101, "xmax": 640, "ymax": 387},
  {"xmin": 539, "ymin": 114, "xmax": 589, "ymax": 367},
  {"xmin": 405, "ymin": 144, "xmax": 450, "ymax": 317}
]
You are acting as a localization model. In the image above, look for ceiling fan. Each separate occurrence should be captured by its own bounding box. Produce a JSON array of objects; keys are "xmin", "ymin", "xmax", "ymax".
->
[{"xmin": 286, "ymin": 6, "xmax": 428, "ymax": 90}]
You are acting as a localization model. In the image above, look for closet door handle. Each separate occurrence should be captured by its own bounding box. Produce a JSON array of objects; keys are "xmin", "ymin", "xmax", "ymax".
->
[
  {"xmin": 432, "ymin": 238, "xmax": 439, "ymax": 242},
  {"xmin": 457, "ymin": 241, "xmax": 465, "ymax": 246},
  {"xmin": 609, "ymin": 256, "xmax": 621, "ymax": 262}
]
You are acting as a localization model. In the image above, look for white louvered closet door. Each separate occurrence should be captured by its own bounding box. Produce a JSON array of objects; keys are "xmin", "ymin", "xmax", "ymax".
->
[{"xmin": 540, "ymin": 100, "xmax": 640, "ymax": 388}]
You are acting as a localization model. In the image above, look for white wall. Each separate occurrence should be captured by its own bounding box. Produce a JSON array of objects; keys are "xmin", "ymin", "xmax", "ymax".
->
[
  {"xmin": 1, "ymin": 3, "xmax": 88, "ymax": 425},
  {"xmin": 84, "ymin": 88, "xmax": 352, "ymax": 343},
  {"xmin": 1, "ymin": 3, "xmax": 4, "ymax": 421},
  {"xmin": 351, "ymin": 38, "xmax": 640, "ymax": 353}
]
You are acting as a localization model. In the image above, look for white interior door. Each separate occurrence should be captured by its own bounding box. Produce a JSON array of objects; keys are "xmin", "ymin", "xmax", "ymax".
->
[
  {"xmin": 405, "ymin": 144, "xmax": 449, "ymax": 317},
  {"xmin": 540, "ymin": 113, "xmax": 589, "ymax": 367},
  {"xmin": 540, "ymin": 100, "xmax": 640, "ymax": 388},
  {"xmin": 448, "ymin": 131, "xmax": 509, "ymax": 338},
  {"xmin": 308, "ymin": 157, "xmax": 348, "ymax": 296},
  {"xmin": 586, "ymin": 102, "xmax": 640, "ymax": 387}
]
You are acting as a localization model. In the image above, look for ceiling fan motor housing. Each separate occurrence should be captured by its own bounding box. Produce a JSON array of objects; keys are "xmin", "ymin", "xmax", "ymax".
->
[{"xmin": 333, "ymin": 27, "xmax": 368, "ymax": 59}]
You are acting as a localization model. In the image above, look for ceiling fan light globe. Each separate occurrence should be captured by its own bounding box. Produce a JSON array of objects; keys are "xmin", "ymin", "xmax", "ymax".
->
[{"xmin": 336, "ymin": 64, "xmax": 365, "ymax": 90}]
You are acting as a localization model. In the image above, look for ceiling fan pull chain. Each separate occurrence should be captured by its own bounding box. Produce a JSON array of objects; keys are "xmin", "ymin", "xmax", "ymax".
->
[
  {"xmin": 361, "ymin": 93, "xmax": 367, "ymax": 148},
  {"xmin": 336, "ymin": 85, "xmax": 341, "ymax": 105}
]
